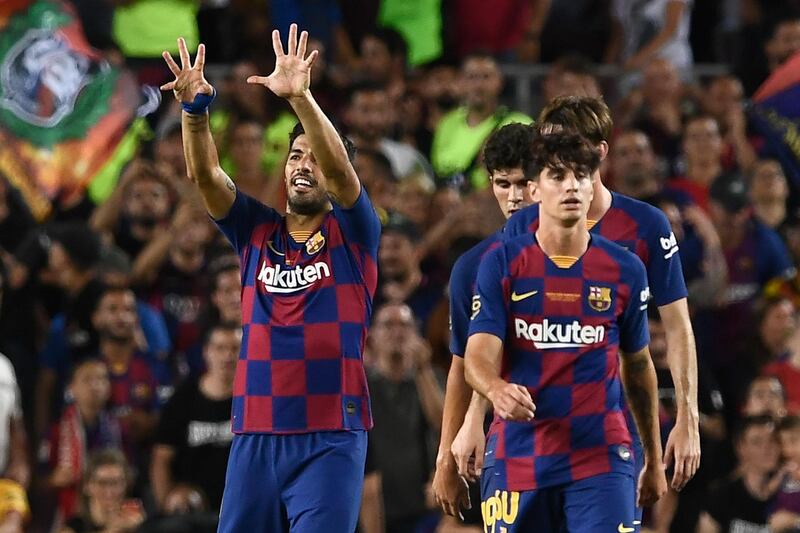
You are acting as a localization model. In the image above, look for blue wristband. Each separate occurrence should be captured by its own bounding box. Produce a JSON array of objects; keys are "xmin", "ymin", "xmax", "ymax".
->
[{"xmin": 182, "ymin": 88, "xmax": 216, "ymax": 115}]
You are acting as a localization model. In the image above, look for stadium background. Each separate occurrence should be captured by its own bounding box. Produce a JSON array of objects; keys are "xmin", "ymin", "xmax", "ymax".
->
[{"xmin": 1, "ymin": 0, "xmax": 800, "ymax": 531}]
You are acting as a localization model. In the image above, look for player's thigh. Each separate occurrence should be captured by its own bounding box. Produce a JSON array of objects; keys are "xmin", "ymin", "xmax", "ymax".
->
[
  {"xmin": 562, "ymin": 472, "xmax": 635, "ymax": 533},
  {"xmin": 218, "ymin": 434, "xmax": 286, "ymax": 533},
  {"xmin": 282, "ymin": 430, "xmax": 367, "ymax": 533},
  {"xmin": 480, "ymin": 466, "xmax": 560, "ymax": 532}
]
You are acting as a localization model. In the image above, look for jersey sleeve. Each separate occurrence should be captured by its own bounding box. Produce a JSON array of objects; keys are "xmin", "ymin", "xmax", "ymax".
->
[
  {"xmin": 332, "ymin": 187, "xmax": 382, "ymax": 253},
  {"xmin": 448, "ymin": 255, "xmax": 474, "ymax": 357},
  {"xmin": 468, "ymin": 246, "xmax": 509, "ymax": 341},
  {"xmin": 503, "ymin": 205, "xmax": 537, "ymax": 241},
  {"xmin": 619, "ymin": 256, "xmax": 651, "ymax": 354},
  {"xmin": 643, "ymin": 208, "xmax": 688, "ymax": 306},
  {"xmin": 212, "ymin": 188, "xmax": 281, "ymax": 254}
]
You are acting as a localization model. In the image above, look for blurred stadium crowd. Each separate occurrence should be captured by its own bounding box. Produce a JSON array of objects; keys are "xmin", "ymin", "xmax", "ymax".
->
[{"xmin": 2, "ymin": 0, "xmax": 800, "ymax": 532}]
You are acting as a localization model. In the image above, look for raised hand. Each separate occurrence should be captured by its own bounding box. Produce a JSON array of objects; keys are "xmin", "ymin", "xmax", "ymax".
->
[
  {"xmin": 247, "ymin": 23, "xmax": 319, "ymax": 99},
  {"xmin": 161, "ymin": 38, "xmax": 213, "ymax": 105}
]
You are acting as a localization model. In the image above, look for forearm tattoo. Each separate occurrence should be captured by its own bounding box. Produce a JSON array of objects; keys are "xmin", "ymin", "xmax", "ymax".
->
[{"xmin": 622, "ymin": 352, "xmax": 659, "ymax": 459}]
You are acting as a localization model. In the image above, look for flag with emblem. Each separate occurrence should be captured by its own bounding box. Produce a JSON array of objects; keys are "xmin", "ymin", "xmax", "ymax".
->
[
  {"xmin": 588, "ymin": 286, "xmax": 612, "ymax": 312},
  {"xmin": 0, "ymin": 0, "xmax": 152, "ymax": 220},
  {"xmin": 749, "ymin": 50, "xmax": 800, "ymax": 187}
]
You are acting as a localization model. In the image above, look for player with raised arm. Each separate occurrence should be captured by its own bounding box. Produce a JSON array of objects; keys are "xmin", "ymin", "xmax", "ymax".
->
[
  {"xmin": 161, "ymin": 24, "xmax": 380, "ymax": 533},
  {"xmin": 465, "ymin": 128, "xmax": 667, "ymax": 531},
  {"xmin": 431, "ymin": 123, "xmax": 536, "ymax": 519}
]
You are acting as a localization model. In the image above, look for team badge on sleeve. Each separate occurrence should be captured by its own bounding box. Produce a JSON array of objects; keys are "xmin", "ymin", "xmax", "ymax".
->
[{"xmin": 588, "ymin": 286, "xmax": 612, "ymax": 312}]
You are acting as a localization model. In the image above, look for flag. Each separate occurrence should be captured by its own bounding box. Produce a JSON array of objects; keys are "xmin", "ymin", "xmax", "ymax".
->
[
  {"xmin": 0, "ymin": 0, "xmax": 148, "ymax": 220},
  {"xmin": 749, "ymin": 51, "xmax": 800, "ymax": 187}
]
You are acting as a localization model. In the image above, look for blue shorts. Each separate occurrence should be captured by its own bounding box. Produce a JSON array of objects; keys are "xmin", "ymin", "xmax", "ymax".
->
[
  {"xmin": 218, "ymin": 431, "xmax": 367, "ymax": 533},
  {"xmin": 480, "ymin": 470, "xmax": 635, "ymax": 533}
]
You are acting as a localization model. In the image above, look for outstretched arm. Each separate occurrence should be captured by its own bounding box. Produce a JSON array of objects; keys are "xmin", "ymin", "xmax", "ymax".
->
[
  {"xmin": 247, "ymin": 24, "xmax": 361, "ymax": 207},
  {"xmin": 161, "ymin": 39, "xmax": 236, "ymax": 219}
]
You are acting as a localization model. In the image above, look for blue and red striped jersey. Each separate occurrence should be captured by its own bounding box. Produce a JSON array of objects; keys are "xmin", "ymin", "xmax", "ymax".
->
[
  {"xmin": 213, "ymin": 188, "xmax": 381, "ymax": 434},
  {"xmin": 504, "ymin": 192, "xmax": 687, "ymax": 307},
  {"xmin": 448, "ymin": 231, "xmax": 502, "ymax": 358},
  {"xmin": 469, "ymin": 233, "xmax": 650, "ymax": 491}
]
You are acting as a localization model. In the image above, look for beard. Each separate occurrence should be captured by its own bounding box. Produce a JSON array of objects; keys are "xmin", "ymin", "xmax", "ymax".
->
[{"xmin": 287, "ymin": 191, "xmax": 329, "ymax": 215}]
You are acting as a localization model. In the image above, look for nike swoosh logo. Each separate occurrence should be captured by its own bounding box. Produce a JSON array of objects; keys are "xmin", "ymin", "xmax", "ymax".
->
[
  {"xmin": 511, "ymin": 290, "xmax": 538, "ymax": 302},
  {"xmin": 618, "ymin": 524, "xmax": 635, "ymax": 533}
]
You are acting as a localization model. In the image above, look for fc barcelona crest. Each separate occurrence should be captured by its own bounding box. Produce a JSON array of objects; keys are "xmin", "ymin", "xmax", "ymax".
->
[
  {"xmin": 588, "ymin": 286, "xmax": 612, "ymax": 312},
  {"xmin": 306, "ymin": 231, "xmax": 325, "ymax": 255}
]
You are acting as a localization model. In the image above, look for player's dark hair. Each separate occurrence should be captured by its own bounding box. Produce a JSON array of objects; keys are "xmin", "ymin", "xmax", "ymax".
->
[
  {"xmin": 539, "ymin": 95, "xmax": 613, "ymax": 146},
  {"xmin": 778, "ymin": 414, "xmax": 800, "ymax": 434},
  {"xmin": 49, "ymin": 222, "xmax": 102, "ymax": 271},
  {"xmin": 288, "ymin": 122, "xmax": 356, "ymax": 163},
  {"xmin": 734, "ymin": 414, "xmax": 776, "ymax": 444},
  {"xmin": 526, "ymin": 128, "xmax": 601, "ymax": 180},
  {"xmin": 484, "ymin": 123, "xmax": 535, "ymax": 176}
]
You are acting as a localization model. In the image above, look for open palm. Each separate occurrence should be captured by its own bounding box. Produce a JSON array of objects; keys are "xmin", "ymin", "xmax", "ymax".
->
[
  {"xmin": 247, "ymin": 23, "xmax": 318, "ymax": 99},
  {"xmin": 161, "ymin": 38, "xmax": 213, "ymax": 104}
]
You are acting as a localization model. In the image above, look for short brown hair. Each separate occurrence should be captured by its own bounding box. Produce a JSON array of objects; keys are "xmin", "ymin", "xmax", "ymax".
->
[
  {"xmin": 526, "ymin": 127, "xmax": 601, "ymax": 180},
  {"xmin": 538, "ymin": 95, "xmax": 613, "ymax": 146}
]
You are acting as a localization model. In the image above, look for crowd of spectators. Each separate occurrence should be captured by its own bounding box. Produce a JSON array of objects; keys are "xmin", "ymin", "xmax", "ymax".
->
[{"xmin": 2, "ymin": 0, "xmax": 800, "ymax": 532}]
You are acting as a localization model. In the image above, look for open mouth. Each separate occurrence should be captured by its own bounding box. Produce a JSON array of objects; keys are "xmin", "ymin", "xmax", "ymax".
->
[
  {"xmin": 292, "ymin": 175, "xmax": 316, "ymax": 193},
  {"xmin": 561, "ymin": 198, "xmax": 581, "ymax": 208}
]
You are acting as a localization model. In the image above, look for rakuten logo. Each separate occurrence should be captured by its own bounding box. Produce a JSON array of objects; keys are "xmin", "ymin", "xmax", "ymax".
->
[
  {"xmin": 514, "ymin": 318, "xmax": 605, "ymax": 349},
  {"xmin": 257, "ymin": 262, "xmax": 331, "ymax": 293}
]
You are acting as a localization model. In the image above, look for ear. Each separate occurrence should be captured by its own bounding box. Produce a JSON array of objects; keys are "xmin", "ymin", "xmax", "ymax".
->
[
  {"xmin": 529, "ymin": 180, "xmax": 540, "ymax": 203},
  {"xmin": 598, "ymin": 141, "xmax": 610, "ymax": 161}
]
